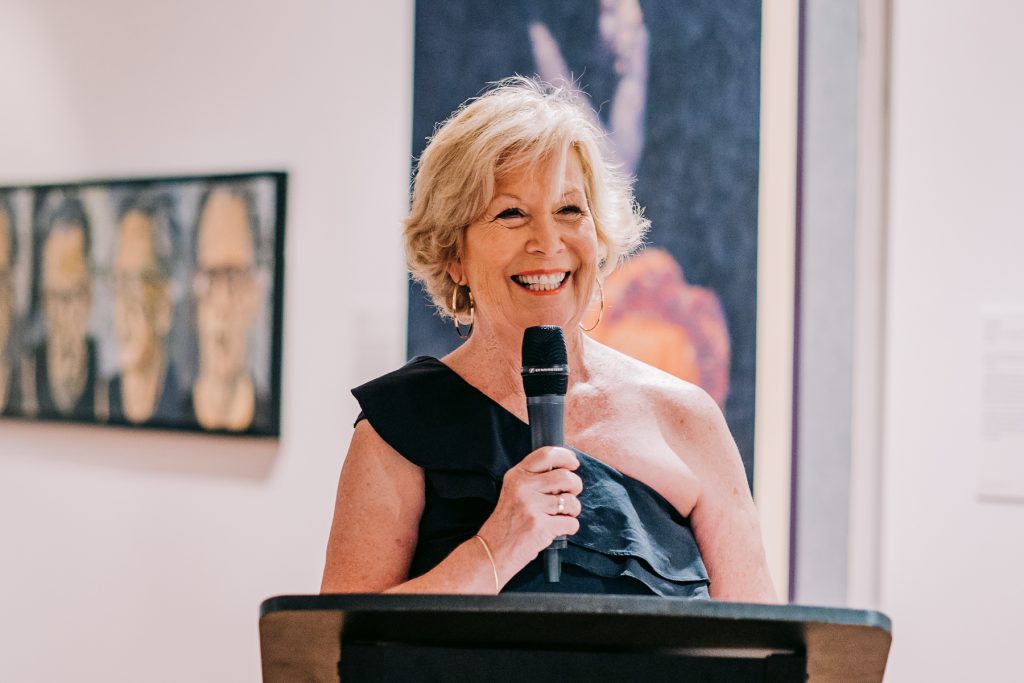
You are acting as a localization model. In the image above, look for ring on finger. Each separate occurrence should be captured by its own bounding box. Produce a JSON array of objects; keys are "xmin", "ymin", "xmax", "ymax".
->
[{"xmin": 557, "ymin": 495, "xmax": 566, "ymax": 515}]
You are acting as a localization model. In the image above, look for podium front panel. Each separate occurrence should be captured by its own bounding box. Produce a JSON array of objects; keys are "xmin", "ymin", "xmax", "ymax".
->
[{"xmin": 259, "ymin": 594, "xmax": 891, "ymax": 682}]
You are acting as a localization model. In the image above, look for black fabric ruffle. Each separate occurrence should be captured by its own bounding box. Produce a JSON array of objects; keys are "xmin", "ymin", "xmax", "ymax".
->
[{"xmin": 562, "ymin": 451, "xmax": 708, "ymax": 597}]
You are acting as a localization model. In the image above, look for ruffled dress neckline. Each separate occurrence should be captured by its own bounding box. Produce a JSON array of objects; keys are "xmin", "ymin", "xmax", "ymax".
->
[{"xmin": 352, "ymin": 356, "xmax": 710, "ymax": 598}]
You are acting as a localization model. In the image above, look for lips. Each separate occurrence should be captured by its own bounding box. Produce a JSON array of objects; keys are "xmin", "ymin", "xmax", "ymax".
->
[{"xmin": 510, "ymin": 270, "xmax": 570, "ymax": 292}]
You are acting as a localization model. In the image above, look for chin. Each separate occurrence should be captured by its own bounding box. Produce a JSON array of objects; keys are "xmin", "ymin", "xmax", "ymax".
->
[{"xmin": 514, "ymin": 313, "xmax": 574, "ymax": 331}]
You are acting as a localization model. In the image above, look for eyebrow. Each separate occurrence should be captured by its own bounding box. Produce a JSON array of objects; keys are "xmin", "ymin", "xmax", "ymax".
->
[{"xmin": 490, "ymin": 188, "xmax": 584, "ymax": 204}]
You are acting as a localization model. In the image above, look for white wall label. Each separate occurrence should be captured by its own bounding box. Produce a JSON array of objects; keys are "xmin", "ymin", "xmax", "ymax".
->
[{"xmin": 978, "ymin": 306, "xmax": 1024, "ymax": 501}]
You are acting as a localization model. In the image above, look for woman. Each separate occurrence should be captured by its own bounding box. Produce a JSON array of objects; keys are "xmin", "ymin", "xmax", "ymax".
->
[{"xmin": 322, "ymin": 78, "xmax": 776, "ymax": 601}]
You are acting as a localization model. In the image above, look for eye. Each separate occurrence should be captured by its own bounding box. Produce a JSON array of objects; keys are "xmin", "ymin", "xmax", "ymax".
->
[
  {"xmin": 555, "ymin": 204, "xmax": 585, "ymax": 221},
  {"xmin": 492, "ymin": 207, "xmax": 529, "ymax": 227}
]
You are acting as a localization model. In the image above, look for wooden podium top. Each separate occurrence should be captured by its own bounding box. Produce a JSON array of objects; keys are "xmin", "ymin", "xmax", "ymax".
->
[{"xmin": 260, "ymin": 594, "xmax": 891, "ymax": 682}]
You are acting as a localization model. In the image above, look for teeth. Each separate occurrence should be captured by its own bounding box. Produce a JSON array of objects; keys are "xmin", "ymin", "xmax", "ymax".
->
[{"xmin": 513, "ymin": 272, "xmax": 568, "ymax": 291}]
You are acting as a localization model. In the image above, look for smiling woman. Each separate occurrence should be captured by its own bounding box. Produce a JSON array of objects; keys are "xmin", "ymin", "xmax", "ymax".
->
[
  {"xmin": 404, "ymin": 77, "xmax": 646, "ymax": 327},
  {"xmin": 322, "ymin": 77, "xmax": 777, "ymax": 602}
]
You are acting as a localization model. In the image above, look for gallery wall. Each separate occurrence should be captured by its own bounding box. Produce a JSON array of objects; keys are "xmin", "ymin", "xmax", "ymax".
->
[
  {"xmin": 880, "ymin": 0, "xmax": 1024, "ymax": 679},
  {"xmin": 0, "ymin": 1, "xmax": 412, "ymax": 680}
]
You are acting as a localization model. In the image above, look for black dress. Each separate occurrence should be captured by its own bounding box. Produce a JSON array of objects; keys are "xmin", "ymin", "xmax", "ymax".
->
[{"xmin": 353, "ymin": 356, "xmax": 710, "ymax": 598}]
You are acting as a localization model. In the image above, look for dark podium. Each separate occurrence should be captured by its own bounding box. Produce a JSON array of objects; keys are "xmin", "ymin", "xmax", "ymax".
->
[{"xmin": 259, "ymin": 594, "xmax": 891, "ymax": 682}]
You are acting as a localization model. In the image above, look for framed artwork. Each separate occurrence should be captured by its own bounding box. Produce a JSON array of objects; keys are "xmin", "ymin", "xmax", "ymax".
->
[
  {"xmin": 407, "ymin": 0, "xmax": 762, "ymax": 484},
  {"xmin": 0, "ymin": 171, "xmax": 286, "ymax": 436}
]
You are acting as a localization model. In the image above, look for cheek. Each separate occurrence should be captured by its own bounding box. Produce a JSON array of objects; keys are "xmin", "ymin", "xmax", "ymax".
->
[
  {"xmin": 197, "ymin": 303, "xmax": 215, "ymax": 331},
  {"xmin": 570, "ymin": 229, "xmax": 601, "ymax": 302},
  {"xmin": 573, "ymin": 266, "xmax": 599, "ymax": 312},
  {"xmin": 461, "ymin": 235, "xmax": 512, "ymax": 294},
  {"xmin": 573, "ymin": 227, "xmax": 600, "ymax": 275},
  {"xmin": 113, "ymin": 304, "xmax": 128, "ymax": 333}
]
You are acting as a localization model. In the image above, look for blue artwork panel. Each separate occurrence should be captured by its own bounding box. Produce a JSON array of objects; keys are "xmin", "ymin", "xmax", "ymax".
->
[{"xmin": 409, "ymin": 0, "xmax": 760, "ymax": 483}]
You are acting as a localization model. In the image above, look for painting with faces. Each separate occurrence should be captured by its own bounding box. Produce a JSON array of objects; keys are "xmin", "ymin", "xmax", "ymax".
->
[
  {"xmin": 408, "ymin": 0, "xmax": 762, "ymax": 485},
  {"xmin": 0, "ymin": 172, "xmax": 285, "ymax": 436}
]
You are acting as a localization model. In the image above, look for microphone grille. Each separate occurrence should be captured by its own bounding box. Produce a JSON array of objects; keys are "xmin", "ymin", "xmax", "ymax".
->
[{"xmin": 521, "ymin": 326, "xmax": 568, "ymax": 397}]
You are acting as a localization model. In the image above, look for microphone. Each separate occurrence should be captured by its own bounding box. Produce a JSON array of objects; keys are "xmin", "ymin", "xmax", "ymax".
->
[{"xmin": 521, "ymin": 325, "xmax": 569, "ymax": 583}]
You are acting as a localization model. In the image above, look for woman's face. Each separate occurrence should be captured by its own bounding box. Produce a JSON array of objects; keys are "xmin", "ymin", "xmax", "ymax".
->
[{"xmin": 451, "ymin": 151, "xmax": 600, "ymax": 334}]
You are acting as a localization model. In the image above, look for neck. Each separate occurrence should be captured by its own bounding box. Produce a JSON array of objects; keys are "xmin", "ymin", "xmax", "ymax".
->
[{"xmin": 445, "ymin": 319, "xmax": 592, "ymax": 408}]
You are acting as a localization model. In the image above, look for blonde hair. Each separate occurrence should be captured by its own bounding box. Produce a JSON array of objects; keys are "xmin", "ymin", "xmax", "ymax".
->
[{"xmin": 404, "ymin": 76, "xmax": 649, "ymax": 321}]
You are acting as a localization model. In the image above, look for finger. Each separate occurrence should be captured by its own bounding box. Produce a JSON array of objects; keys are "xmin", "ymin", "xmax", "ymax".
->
[
  {"xmin": 533, "ymin": 469, "xmax": 583, "ymax": 495},
  {"xmin": 548, "ymin": 493, "xmax": 581, "ymax": 517},
  {"xmin": 553, "ymin": 515, "xmax": 581, "ymax": 537},
  {"xmin": 520, "ymin": 446, "xmax": 579, "ymax": 473},
  {"xmin": 551, "ymin": 493, "xmax": 566, "ymax": 516},
  {"xmin": 562, "ymin": 494, "xmax": 582, "ymax": 517}
]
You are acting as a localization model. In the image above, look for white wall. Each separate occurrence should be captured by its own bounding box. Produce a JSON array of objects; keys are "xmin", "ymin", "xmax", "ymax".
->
[
  {"xmin": 881, "ymin": 0, "xmax": 1024, "ymax": 679},
  {"xmin": 0, "ymin": 1, "xmax": 412, "ymax": 681}
]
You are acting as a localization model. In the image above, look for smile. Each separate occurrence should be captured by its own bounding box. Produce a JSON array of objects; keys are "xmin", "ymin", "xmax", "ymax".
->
[{"xmin": 510, "ymin": 271, "xmax": 570, "ymax": 293}]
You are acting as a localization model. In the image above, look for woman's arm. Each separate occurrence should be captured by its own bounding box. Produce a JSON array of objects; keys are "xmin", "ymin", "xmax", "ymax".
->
[
  {"xmin": 665, "ymin": 386, "xmax": 778, "ymax": 602},
  {"xmin": 322, "ymin": 420, "xmax": 498, "ymax": 594},
  {"xmin": 321, "ymin": 420, "xmax": 582, "ymax": 594}
]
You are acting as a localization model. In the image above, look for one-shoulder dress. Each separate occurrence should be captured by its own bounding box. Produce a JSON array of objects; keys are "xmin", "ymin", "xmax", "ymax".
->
[{"xmin": 352, "ymin": 356, "xmax": 710, "ymax": 598}]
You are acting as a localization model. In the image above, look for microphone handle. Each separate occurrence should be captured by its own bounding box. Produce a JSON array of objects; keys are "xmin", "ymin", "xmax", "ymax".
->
[{"xmin": 527, "ymin": 394, "xmax": 567, "ymax": 583}]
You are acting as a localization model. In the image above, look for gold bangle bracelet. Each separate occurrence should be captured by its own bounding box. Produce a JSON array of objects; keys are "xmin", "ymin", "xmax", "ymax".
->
[{"xmin": 473, "ymin": 534, "xmax": 500, "ymax": 594}]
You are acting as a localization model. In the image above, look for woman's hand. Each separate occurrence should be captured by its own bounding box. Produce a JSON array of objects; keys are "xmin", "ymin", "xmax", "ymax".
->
[{"xmin": 477, "ymin": 446, "xmax": 583, "ymax": 582}]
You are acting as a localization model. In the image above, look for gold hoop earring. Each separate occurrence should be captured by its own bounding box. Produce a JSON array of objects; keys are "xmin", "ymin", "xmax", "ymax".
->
[
  {"xmin": 452, "ymin": 285, "xmax": 474, "ymax": 339},
  {"xmin": 580, "ymin": 279, "xmax": 604, "ymax": 332}
]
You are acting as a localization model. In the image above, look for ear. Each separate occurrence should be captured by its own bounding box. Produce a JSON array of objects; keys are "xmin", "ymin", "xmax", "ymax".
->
[
  {"xmin": 446, "ymin": 259, "xmax": 466, "ymax": 286},
  {"xmin": 596, "ymin": 243, "xmax": 609, "ymax": 271}
]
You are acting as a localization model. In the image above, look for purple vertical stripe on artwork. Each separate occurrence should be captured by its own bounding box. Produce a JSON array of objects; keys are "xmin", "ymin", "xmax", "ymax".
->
[{"xmin": 789, "ymin": 0, "xmax": 808, "ymax": 603}]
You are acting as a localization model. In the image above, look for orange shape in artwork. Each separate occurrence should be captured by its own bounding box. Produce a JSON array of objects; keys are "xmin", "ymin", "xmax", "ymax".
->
[{"xmin": 587, "ymin": 248, "xmax": 731, "ymax": 407}]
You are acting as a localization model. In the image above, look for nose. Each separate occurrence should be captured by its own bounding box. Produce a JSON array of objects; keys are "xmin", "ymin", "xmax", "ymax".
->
[{"xmin": 525, "ymin": 213, "xmax": 566, "ymax": 256}]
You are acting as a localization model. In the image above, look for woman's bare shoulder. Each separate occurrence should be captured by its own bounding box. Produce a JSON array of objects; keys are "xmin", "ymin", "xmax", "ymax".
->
[
  {"xmin": 587, "ymin": 340, "xmax": 714, "ymax": 416},
  {"xmin": 586, "ymin": 339, "xmax": 732, "ymax": 464}
]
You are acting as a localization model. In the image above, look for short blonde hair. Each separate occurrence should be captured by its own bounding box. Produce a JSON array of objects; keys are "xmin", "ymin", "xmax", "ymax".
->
[{"xmin": 404, "ymin": 76, "xmax": 649, "ymax": 321}]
